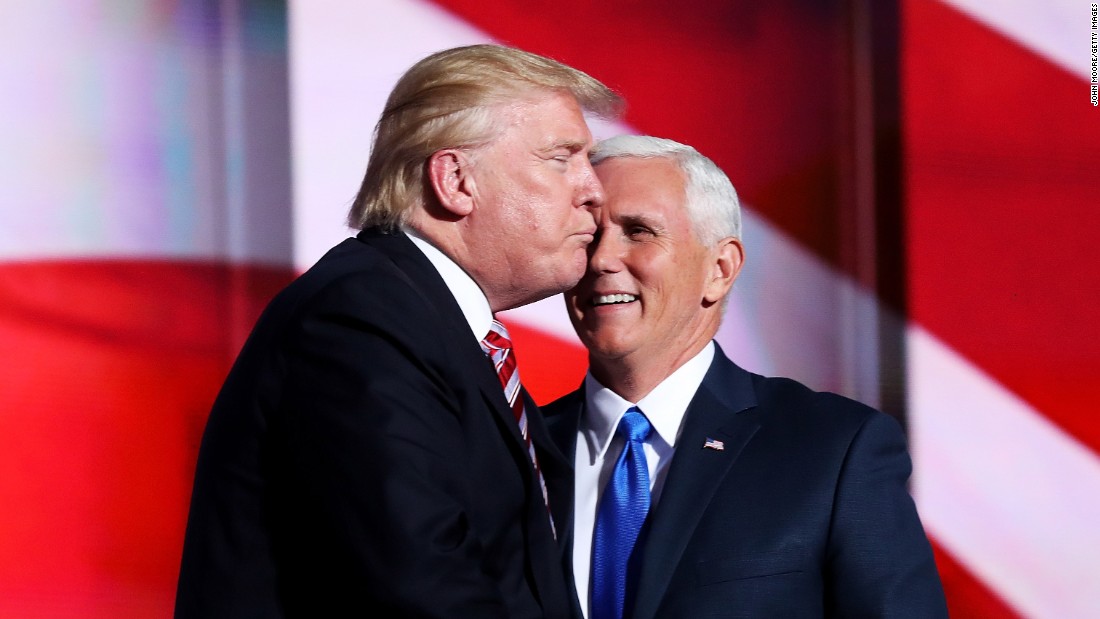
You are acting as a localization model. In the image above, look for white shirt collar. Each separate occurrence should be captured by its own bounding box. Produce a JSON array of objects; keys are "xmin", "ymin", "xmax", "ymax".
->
[
  {"xmin": 581, "ymin": 341, "xmax": 716, "ymax": 461},
  {"xmin": 404, "ymin": 228, "xmax": 493, "ymax": 341}
]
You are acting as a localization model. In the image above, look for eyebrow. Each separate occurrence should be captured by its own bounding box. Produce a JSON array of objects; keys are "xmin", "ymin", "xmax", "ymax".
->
[
  {"xmin": 537, "ymin": 140, "xmax": 587, "ymax": 155},
  {"xmin": 616, "ymin": 213, "xmax": 665, "ymax": 231}
]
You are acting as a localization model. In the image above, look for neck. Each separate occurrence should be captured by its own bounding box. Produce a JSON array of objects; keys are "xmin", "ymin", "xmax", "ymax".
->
[
  {"xmin": 589, "ymin": 337, "xmax": 714, "ymax": 403},
  {"xmin": 409, "ymin": 211, "xmax": 526, "ymax": 313}
]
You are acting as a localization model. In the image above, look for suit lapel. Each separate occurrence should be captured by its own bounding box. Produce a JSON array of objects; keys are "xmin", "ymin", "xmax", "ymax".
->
[
  {"xmin": 361, "ymin": 228, "xmax": 570, "ymax": 614},
  {"xmin": 524, "ymin": 389, "xmax": 574, "ymax": 540},
  {"xmin": 542, "ymin": 392, "xmax": 584, "ymax": 543},
  {"xmin": 542, "ymin": 388, "xmax": 586, "ymax": 618},
  {"xmin": 361, "ymin": 229, "xmax": 527, "ymax": 447},
  {"xmin": 544, "ymin": 388, "xmax": 584, "ymax": 463},
  {"xmin": 632, "ymin": 349, "xmax": 761, "ymax": 619}
]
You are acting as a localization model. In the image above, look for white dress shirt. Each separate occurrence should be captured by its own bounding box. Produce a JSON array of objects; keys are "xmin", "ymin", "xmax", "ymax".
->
[
  {"xmin": 404, "ymin": 228, "xmax": 492, "ymax": 340},
  {"xmin": 572, "ymin": 341, "xmax": 716, "ymax": 619}
]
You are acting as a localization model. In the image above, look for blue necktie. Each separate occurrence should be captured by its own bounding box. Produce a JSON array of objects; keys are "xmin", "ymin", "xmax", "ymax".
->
[{"xmin": 592, "ymin": 407, "xmax": 652, "ymax": 619}]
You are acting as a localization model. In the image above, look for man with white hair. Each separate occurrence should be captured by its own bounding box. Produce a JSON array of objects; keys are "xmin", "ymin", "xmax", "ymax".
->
[
  {"xmin": 177, "ymin": 45, "xmax": 621, "ymax": 618},
  {"xmin": 545, "ymin": 135, "xmax": 946, "ymax": 619}
]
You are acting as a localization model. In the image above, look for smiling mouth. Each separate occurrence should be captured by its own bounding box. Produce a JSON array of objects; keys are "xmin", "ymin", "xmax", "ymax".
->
[{"xmin": 592, "ymin": 293, "xmax": 637, "ymax": 306}]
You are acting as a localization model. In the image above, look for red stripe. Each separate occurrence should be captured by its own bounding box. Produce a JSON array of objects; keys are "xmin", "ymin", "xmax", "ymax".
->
[
  {"xmin": 903, "ymin": 0, "xmax": 1100, "ymax": 454},
  {"xmin": 931, "ymin": 541, "xmax": 1022, "ymax": 618},
  {"xmin": 0, "ymin": 260, "xmax": 293, "ymax": 616},
  {"xmin": 501, "ymin": 320, "xmax": 587, "ymax": 405}
]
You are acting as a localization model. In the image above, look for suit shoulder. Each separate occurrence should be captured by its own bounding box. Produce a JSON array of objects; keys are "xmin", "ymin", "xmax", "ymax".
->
[
  {"xmin": 270, "ymin": 236, "xmax": 444, "ymax": 323},
  {"xmin": 541, "ymin": 388, "xmax": 583, "ymax": 419},
  {"xmin": 750, "ymin": 373, "xmax": 894, "ymax": 437},
  {"xmin": 231, "ymin": 235, "xmax": 460, "ymax": 367},
  {"xmin": 285, "ymin": 237, "xmax": 409, "ymax": 300}
]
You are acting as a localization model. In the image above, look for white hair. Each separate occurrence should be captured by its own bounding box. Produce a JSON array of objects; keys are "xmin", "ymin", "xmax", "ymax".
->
[{"xmin": 589, "ymin": 135, "xmax": 741, "ymax": 246}]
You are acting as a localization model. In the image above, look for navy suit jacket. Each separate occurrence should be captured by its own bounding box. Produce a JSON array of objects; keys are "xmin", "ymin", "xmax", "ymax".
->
[
  {"xmin": 543, "ymin": 344, "xmax": 947, "ymax": 619},
  {"xmin": 176, "ymin": 229, "xmax": 573, "ymax": 618}
]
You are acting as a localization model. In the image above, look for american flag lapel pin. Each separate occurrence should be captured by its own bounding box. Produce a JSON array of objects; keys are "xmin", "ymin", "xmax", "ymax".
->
[{"xmin": 703, "ymin": 437, "xmax": 725, "ymax": 451}]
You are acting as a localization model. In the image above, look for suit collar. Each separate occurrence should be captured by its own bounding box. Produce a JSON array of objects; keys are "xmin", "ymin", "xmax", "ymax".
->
[
  {"xmin": 356, "ymin": 230, "xmax": 506, "ymax": 416},
  {"xmin": 545, "ymin": 387, "xmax": 584, "ymax": 462},
  {"xmin": 632, "ymin": 346, "xmax": 761, "ymax": 619},
  {"xmin": 357, "ymin": 227, "xmax": 564, "ymax": 494},
  {"xmin": 581, "ymin": 342, "xmax": 715, "ymax": 464},
  {"xmin": 402, "ymin": 227, "xmax": 493, "ymax": 341}
]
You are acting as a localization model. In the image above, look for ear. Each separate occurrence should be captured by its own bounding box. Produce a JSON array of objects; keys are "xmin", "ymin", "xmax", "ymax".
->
[
  {"xmin": 427, "ymin": 149, "xmax": 476, "ymax": 218},
  {"xmin": 703, "ymin": 237, "xmax": 745, "ymax": 304}
]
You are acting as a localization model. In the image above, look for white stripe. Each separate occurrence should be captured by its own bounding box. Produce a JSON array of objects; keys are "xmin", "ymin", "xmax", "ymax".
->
[
  {"xmin": 937, "ymin": 0, "xmax": 1088, "ymax": 81},
  {"xmin": 910, "ymin": 327, "xmax": 1100, "ymax": 618},
  {"xmin": 504, "ymin": 371, "xmax": 521, "ymax": 405}
]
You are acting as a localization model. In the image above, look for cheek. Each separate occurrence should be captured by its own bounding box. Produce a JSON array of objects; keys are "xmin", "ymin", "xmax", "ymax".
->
[
  {"xmin": 494, "ymin": 194, "xmax": 540, "ymax": 233},
  {"xmin": 631, "ymin": 256, "xmax": 666, "ymax": 290},
  {"xmin": 532, "ymin": 172, "xmax": 575, "ymax": 211},
  {"xmin": 529, "ymin": 207, "xmax": 573, "ymax": 244}
]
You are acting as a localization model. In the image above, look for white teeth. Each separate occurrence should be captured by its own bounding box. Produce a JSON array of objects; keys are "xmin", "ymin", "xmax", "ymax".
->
[{"xmin": 593, "ymin": 293, "xmax": 637, "ymax": 306}]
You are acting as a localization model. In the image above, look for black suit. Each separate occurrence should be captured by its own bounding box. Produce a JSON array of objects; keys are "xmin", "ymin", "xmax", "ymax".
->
[
  {"xmin": 544, "ymin": 344, "xmax": 947, "ymax": 619},
  {"xmin": 176, "ymin": 229, "xmax": 572, "ymax": 618}
]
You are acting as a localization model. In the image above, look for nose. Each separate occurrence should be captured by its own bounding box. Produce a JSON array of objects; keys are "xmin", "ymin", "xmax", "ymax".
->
[
  {"xmin": 576, "ymin": 159, "xmax": 605, "ymax": 209},
  {"xmin": 588, "ymin": 228, "xmax": 623, "ymax": 274}
]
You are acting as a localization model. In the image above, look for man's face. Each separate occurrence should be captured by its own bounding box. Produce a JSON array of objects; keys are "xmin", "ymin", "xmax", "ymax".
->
[
  {"xmin": 566, "ymin": 156, "xmax": 730, "ymax": 373},
  {"xmin": 463, "ymin": 92, "xmax": 602, "ymax": 311}
]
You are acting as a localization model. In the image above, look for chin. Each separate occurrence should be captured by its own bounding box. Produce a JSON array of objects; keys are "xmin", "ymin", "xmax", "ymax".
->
[
  {"xmin": 579, "ymin": 329, "xmax": 627, "ymax": 354},
  {"xmin": 558, "ymin": 266, "xmax": 587, "ymax": 292},
  {"xmin": 587, "ymin": 344, "xmax": 630, "ymax": 366},
  {"xmin": 574, "ymin": 250, "xmax": 589, "ymax": 267}
]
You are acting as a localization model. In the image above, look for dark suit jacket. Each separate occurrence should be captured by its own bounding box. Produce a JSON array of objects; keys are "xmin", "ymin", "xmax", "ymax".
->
[
  {"xmin": 176, "ymin": 229, "xmax": 573, "ymax": 618},
  {"xmin": 544, "ymin": 344, "xmax": 947, "ymax": 619}
]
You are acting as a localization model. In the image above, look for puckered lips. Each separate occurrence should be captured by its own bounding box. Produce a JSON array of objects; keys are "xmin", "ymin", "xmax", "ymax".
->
[{"xmin": 571, "ymin": 224, "xmax": 598, "ymax": 245}]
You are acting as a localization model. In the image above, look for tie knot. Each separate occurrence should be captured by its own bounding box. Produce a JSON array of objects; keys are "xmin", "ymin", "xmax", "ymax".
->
[
  {"xmin": 618, "ymin": 408, "xmax": 651, "ymax": 443},
  {"xmin": 481, "ymin": 319, "xmax": 513, "ymax": 353}
]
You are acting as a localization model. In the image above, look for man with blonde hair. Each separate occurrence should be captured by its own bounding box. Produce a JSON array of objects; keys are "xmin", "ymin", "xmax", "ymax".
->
[{"xmin": 177, "ymin": 44, "xmax": 621, "ymax": 618}]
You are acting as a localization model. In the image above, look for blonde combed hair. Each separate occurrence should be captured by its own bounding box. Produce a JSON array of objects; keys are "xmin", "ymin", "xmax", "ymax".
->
[{"xmin": 348, "ymin": 44, "xmax": 623, "ymax": 230}]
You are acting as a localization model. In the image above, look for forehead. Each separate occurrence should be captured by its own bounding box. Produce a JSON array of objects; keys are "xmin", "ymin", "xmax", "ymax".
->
[
  {"xmin": 594, "ymin": 156, "xmax": 689, "ymax": 218},
  {"xmin": 493, "ymin": 91, "xmax": 593, "ymax": 147}
]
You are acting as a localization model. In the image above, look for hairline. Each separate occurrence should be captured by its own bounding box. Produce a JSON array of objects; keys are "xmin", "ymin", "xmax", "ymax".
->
[{"xmin": 589, "ymin": 136, "xmax": 741, "ymax": 246}]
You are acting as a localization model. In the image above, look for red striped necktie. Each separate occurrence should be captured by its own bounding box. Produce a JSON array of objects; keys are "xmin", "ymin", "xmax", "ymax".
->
[{"xmin": 480, "ymin": 319, "xmax": 554, "ymax": 536}]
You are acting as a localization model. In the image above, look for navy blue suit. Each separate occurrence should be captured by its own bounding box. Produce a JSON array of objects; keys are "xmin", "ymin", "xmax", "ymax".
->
[
  {"xmin": 543, "ymin": 344, "xmax": 947, "ymax": 619},
  {"xmin": 176, "ymin": 229, "xmax": 572, "ymax": 618}
]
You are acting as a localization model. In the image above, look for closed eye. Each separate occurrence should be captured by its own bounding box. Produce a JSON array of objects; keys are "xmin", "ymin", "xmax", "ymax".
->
[{"xmin": 541, "ymin": 139, "xmax": 587, "ymax": 164}]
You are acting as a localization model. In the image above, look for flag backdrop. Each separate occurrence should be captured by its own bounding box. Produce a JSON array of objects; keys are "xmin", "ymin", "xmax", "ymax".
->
[{"xmin": 0, "ymin": 0, "xmax": 1096, "ymax": 616}]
